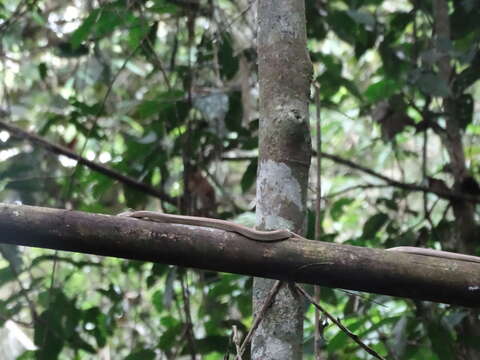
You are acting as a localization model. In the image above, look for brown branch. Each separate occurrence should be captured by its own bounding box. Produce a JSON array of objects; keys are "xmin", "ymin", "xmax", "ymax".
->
[
  {"xmin": 223, "ymin": 152, "xmax": 480, "ymax": 203},
  {"xmin": 0, "ymin": 120, "xmax": 177, "ymax": 206},
  {"xmin": 326, "ymin": 184, "xmax": 392, "ymax": 198},
  {"xmin": 180, "ymin": 275, "xmax": 197, "ymax": 360},
  {"xmin": 1, "ymin": 203, "xmax": 479, "ymax": 307},
  {"xmin": 319, "ymin": 151, "xmax": 439, "ymax": 196}
]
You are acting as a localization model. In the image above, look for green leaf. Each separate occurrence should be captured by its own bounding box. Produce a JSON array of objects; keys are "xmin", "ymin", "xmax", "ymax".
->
[
  {"xmin": 362, "ymin": 213, "xmax": 389, "ymax": 238},
  {"xmin": 146, "ymin": 263, "xmax": 168, "ymax": 288},
  {"xmin": 390, "ymin": 12, "xmax": 413, "ymax": 34},
  {"xmin": 135, "ymin": 100, "xmax": 161, "ymax": 118},
  {"xmin": 364, "ymin": 78, "xmax": 400, "ymax": 103},
  {"xmin": 150, "ymin": 0, "xmax": 179, "ymax": 14},
  {"xmin": 70, "ymin": 9, "xmax": 101, "ymax": 48},
  {"xmin": 306, "ymin": 1, "xmax": 327, "ymax": 39},
  {"xmin": 83, "ymin": 307, "xmax": 110, "ymax": 348},
  {"xmin": 328, "ymin": 318, "xmax": 366, "ymax": 351},
  {"xmin": 426, "ymin": 320, "xmax": 455, "ymax": 360},
  {"xmin": 0, "ymin": 266, "xmax": 15, "ymax": 287},
  {"xmin": 338, "ymin": 77, "xmax": 363, "ymax": 99},
  {"xmin": 38, "ymin": 62, "xmax": 48, "ymax": 80},
  {"xmin": 379, "ymin": 37, "xmax": 407, "ymax": 77},
  {"xmin": 71, "ymin": 3, "xmax": 136, "ymax": 46},
  {"xmin": 70, "ymin": 99, "xmax": 104, "ymax": 116},
  {"xmin": 347, "ymin": 9, "xmax": 375, "ymax": 27},
  {"xmin": 209, "ymin": 278, "xmax": 236, "ymax": 297},
  {"xmin": 0, "ymin": 244, "xmax": 22, "ymax": 272},
  {"xmin": 327, "ymin": 10, "xmax": 357, "ymax": 45},
  {"xmin": 158, "ymin": 321, "xmax": 182, "ymax": 350},
  {"xmin": 124, "ymin": 350, "xmax": 156, "ymax": 360},
  {"xmin": 15, "ymin": 351, "xmax": 35, "ymax": 360},
  {"xmin": 96, "ymin": 284, "xmax": 123, "ymax": 303},
  {"xmin": 57, "ymin": 42, "xmax": 89, "ymax": 58},
  {"xmin": 152, "ymin": 290, "xmax": 163, "ymax": 312},
  {"xmin": 330, "ymin": 198, "xmax": 354, "ymax": 221},
  {"xmin": 91, "ymin": 174, "xmax": 115, "ymax": 200},
  {"xmin": 134, "ymin": 90, "xmax": 187, "ymax": 125},
  {"xmin": 354, "ymin": 27, "xmax": 377, "ymax": 58},
  {"xmin": 93, "ymin": 6, "xmax": 129, "ymax": 38},
  {"xmin": 128, "ymin": 18, "xmax": 150, "ymax": 51},
  {"xmin": 192, "ymin": 335, "xmax": 229, "ymax": 354},
  {"xmin": 224, "ymin": 91, "xmax": 243, "ymax": 132},
  {"xmin": 70, "ymin": 335, "xmax": 96, "ymax": 353},
  {"xmin": 377, "ymin": 197, "xmax": 398, "ymax": 211},
  {"xmin": 306, "ymin": 208, "xmax": 317, "ymax": 239},
  {"xmin": 34, "ymin": 310, "xmax": 65, "ymax": 359},
  {"xmin": 39, "ymin": 113, "xmax": 66, "ymax": 135},
  {"xmin": 218, "ymin": 33, "xmax": 239, "ymax": 80},
  {"xmin": 241, "ymin": 158, "xmax": 257, "ymax": 193},
  {"xmin": 451, "ymin": 1, "xmax": 480, "ymax": 39}
]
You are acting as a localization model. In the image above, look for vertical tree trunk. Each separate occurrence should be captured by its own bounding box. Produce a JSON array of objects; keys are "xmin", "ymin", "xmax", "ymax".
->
[
  {"xmin": 253, "ymin": 1, "xmax": 312, "ymax": 359},
  {"xmin": 432, "ymin": 1, "xmax": 480, "ymax": 358}
]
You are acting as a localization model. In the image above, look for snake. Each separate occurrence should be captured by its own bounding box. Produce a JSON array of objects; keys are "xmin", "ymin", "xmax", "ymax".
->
[
  {"xmin": 119, "ymin": 211, "xmax": 292, "ymax": 242},
  {"xmin": 120, "ymin": 211, "xmax": 480, "ymax": 264}
]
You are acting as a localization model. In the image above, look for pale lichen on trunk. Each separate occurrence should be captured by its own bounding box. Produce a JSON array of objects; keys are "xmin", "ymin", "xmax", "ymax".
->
[{"xmin": 256, "ymin": 159, "xmax": 305, "ymax": 231}]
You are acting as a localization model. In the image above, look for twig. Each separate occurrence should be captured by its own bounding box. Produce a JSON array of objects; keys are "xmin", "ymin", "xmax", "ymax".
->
[
  {"xmin": 232, "ymin": 325, "xmax": 242, "ymax": 358},
  {"xmin": 0, "ymin": 120, "xmax": 177, "ymax": 205},
  {"xmin": 327, "ymin": 184, "xmax": 392, "ymax": 198},
  {"xmin": 223, "ymin": 151, "xmax": 479, "ymax": 203},
  {"xmin": 180, "ymin": 273, "xmax": 197, "ymax": 360},
  {"xmin": 0, "ymin": 0, "xmax": 30, "ymax": 34},
  {"xmin": 295, "ymin": 284, "xmax": 387, "ymax": 360},
  {"xmin": 236, "ymin": 280, "xmax": 283, "ymax": 359},
  {"xmin": 318, "ymin": 150, "xmax": 479, "ymax": 203},
  {"xmin": 313, "ymin": 84, "xmax": 324, "ymax": 359}
]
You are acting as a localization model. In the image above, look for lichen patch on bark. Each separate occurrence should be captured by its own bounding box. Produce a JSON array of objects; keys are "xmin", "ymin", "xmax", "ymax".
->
[{"xmin": 256, "ymin": 159, "xmax": 304, "ymax": 231}]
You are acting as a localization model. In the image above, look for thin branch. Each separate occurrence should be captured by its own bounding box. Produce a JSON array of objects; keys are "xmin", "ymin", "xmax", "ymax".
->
[
  {"xmin": 180, "ymin": 274, "xmax": 197, "ymax": 360},
  {"xmin": 0, "ymin": 120, "xmax": 177, "ymax": 205},
  {"xmin": 0, "ymin": 313, "xmax": 33, "ymax": 328},
  {"xmin": 2, "ymin": 116, "xmax": 477, "ymax": 206},
  {"xmin": 295, "ymin": 284, "xmax": 386, "ymax": 360},
  {"xmin": 236, "ymin": 280, "xmax": 283, "ymax": 359},
  {"xmin": 223, "ymin": 152, "xmax": 480, "ymax": 203},
  {"xmin": 313, "ymin": 84, "xmax": 325, "ymax": 360},
  {"xmin": 326, "ymin": 184, "xmax": 392, "ymax": 198},
  {"xmin": 0, "ymin": 0, "xmax": 30, "ymax": 34},
  {"xmin": 318, "ymin": 150, "xmax": 479, "ymax": 203}
]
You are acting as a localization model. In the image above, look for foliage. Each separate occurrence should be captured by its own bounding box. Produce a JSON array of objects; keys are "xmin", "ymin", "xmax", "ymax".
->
[{"xmin": 0, "ymin": 0, "xmax": 480, "ymax": 359}]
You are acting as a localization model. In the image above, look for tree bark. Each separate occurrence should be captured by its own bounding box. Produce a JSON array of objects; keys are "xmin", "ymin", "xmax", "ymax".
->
[
  {"xmin": 432, "ymin": 1, "xmax": 480, "ymax": 358},
  {"xmin": 0, "ymin": 203, "xmax": 479, "ymax": 307},
  {"xmin": 253, "ymin": 1, "xmax": 313, "ymax": 359}
]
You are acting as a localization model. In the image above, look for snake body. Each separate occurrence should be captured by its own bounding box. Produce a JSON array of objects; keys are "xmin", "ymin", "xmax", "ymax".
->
[
  {"xmin": 387, "ymin": 246, "xmax": 480, "ymax": 264},
  {"xmin": 120, "ymin": 210, "xmax": 292, "ymax": 242},
  {"xmin": 121, "ymin": 211, "xmax": 480, "ymax": 264}
]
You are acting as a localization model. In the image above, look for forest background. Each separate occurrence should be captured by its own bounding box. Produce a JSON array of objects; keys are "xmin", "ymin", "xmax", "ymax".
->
[{"xmin": 0, "ymin": 0, "xmax": 480, "ymax": 359}]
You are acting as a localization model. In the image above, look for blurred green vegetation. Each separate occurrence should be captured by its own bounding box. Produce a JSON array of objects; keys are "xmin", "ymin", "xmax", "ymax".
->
[{"xmin": 0, "ymin": 0, "xmax": 479, "ymax": 358}]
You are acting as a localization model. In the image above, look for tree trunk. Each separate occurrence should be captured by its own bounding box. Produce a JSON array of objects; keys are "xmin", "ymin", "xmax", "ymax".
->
[
  {"xmin": 253, "ymin": 1, "xmax": 312, "ymax": 359},
  {"xmin": 432, "ymin": 1, "xmax": 480, "ymax": 358}
]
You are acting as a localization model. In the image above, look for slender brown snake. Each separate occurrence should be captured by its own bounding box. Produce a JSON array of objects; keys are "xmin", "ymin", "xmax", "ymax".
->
[
  {"xmin": 119, "ymin": 211, "xmax": 292, "ymax": 241},
  {"xmin": 120, "ymin": 211, "xmax": 480, "ymax": 264}
]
